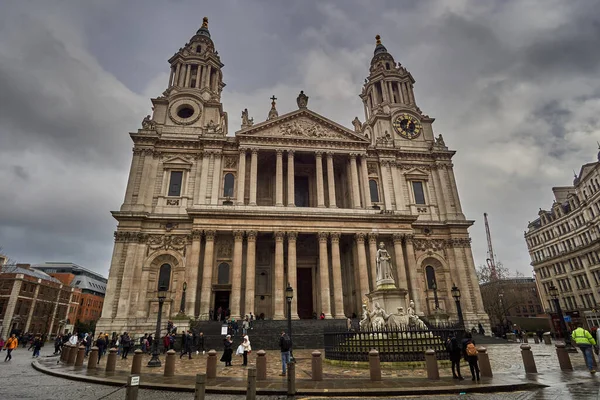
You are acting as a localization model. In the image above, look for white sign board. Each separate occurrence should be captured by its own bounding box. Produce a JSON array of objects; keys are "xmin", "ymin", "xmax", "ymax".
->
[
  {"xmin": 130, "ymin": 376, "xmax": 140, "ymax": 386},
  {"xmin": 221, "ymin": 325, "xmax": 228, "ymax": 335}
]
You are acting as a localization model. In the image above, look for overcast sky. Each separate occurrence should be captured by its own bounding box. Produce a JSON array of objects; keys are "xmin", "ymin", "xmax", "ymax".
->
[{"xmin": 1, "ymin": 0, "xmax": 599, "ymax": 278}]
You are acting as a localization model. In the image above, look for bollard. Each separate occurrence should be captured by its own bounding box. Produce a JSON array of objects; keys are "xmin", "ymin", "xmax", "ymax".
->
[
  {"xmin": 424, "ymin": 349, "xmax": 440, "ymax": 380},
  {"xmin": 369, "ymin": 349, "xmax": 382, "ymax": 381},
  {"xmin": 507, "ymin": 333, "xmax": 515, "ymax": 342},
  {"xmin": 105, "ymin": 348, "xmax": 117, "ymax": 372},
  {"xmin": 523, "ymin": 335, "xmax": 529, "ymax": 344},
  {"xmin": 542, "ymin": 332, "xmax": 552, "ymax": 345},
  {"xmin": 126, "ymin": 374, "xmax": 140, "ymax": 400},
  {"xmin": 131, "ymin": 349, "xmax": 143, "ymax": 374},
  {"xmin": 75, "ymin": 346, "xmax": 86, "ymax": 367},
  {"xmin": 164, "ymin": 349, "xmax": 176, "ymax": 377},
  {"xmin": 67, "ymin": 343, "xmax": 78, "ymax": 365},
  {"xmin": 256, "ymin": 350, "xmax": 267, "ymax": 380},
  {"xmin": 477, "ymin": 347, "xmax": 493, "ymax": 377},
  {"xmin": 60, "ymin": 345, "xmax": 70, "ymax": 362},
  {"xmin": 534, "ymin": 336, "xmax": 540, "ymax": 344},
  {"xmin": 520, "ymin": 344, "xmax": 537, "ymax": 373},
  {"xmin": 246, "ymin": 367, "xmax": 257, "ymax": 400},
  {"xmin": 206, "ymin": 349, "xmax": 217, "ymax": 379},
  {"xmin": 555, "ymin": 343, "xmax": 573, "ymax": 371},
  {"xmin": 194, "ymin": 373, "xmax": 206, "ymax": 400},
  {"xmin": 311, "ymin": 350, "xmax": 323, "ymax": 381},
  {"xmin": 87, "ymin": 346, "xmax": 99, "ymax": 370},
  {"xmin": 287, "ymin": 361, "xmax": 296, "ymax": 396},
  {"xmin": 592, "ymin": 351, "xmax": 598, "ymax": 368}
]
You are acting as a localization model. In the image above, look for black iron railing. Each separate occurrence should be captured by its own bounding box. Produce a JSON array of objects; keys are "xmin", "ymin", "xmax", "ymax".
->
[{"xmin": 324, "ymin": 324, "xmax": 464, "ymax": 362}]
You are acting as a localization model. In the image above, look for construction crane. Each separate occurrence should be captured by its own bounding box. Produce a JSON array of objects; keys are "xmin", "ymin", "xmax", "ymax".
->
[{"xmin": 484, "ymin": 212, "xmax": 498, "ymax": 280}]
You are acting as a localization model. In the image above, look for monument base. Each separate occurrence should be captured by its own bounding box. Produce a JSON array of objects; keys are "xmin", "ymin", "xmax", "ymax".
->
[
  {"xmin": 367, "ymin": 287, "xmax": 408, "ymax": 315},
  {"xmin": 428, "ymin": 308, "xmax": 450, "ymax": 325}
]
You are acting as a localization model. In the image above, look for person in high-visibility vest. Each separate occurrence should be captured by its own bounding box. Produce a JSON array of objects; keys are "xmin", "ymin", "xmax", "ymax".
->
[{"xmin": 571, "ymin": 322, "xmax": 597, "ymax": 374}]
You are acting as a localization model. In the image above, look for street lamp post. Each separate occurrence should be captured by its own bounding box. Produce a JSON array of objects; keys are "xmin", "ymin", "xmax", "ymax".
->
[
  {"xmin": 431, "ymin": 281, "xmax": 440, "ymax": 310},
  {"xmin": 179, "ymin": 282, "xmax": 187, "ymax": 315},
  {"xmin": 148, "ymin": 287, "xmax": 168, "ymax": 367},
  {"xmin": 285, "ymin": 283, "xmax": 294, "ymax": 361},
  {"xmin": 548, "ymin": 284, "xmax": 576, "ymax": 352},
  {"xmin": 451, "ymin": 284, "xmax": 464, "ymax": 329}
]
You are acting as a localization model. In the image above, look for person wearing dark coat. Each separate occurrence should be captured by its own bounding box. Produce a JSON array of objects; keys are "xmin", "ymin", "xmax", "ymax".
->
[
  {"xmin": 220, "ymin": 335, "xmax": 233, "ymax": 366},
  {"xmin": 446, "ymin": 335, "xmax": 464, "ymax": 380},
  {"xmin": 461, "ymin": 332, "xmax": 480, "ymax": 381},
  {"xmin": 96, "ymin": 335, "xmax": 106, "ymax": 364},
  {"xmin": 180, "ymin": 331, "xmax": 193, "ymax": 359}
]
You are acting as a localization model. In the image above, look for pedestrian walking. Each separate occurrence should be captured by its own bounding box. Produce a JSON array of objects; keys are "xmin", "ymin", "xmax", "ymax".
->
[
  {"xmin": 571, "ymin": 322, "xmax": 597, "ymax": 374},
  {"xmin": 242, "ymin": 318, "xmax": 249, "ymax": 336},
  {"xmin": 197, "ymin": 332, "xmax": 205, "ymax": 354},
  {"xmin": 180, "ymin": 331, "xmax": 193, "ymax": 359},
  {"xmin": 461, "ymin": 332, "xmax": 480, "ymax": 381},
  {"xmin": 53, "ymin": 335, "xmax": 62, "ymax": 355},
  {"xmin": 220, "ymin": 335, "xmax": 233, "ymax": 366},
  {"xmin": 96, "ymin": 334, "xmax": 106, "ymax": 364},
  {"xmin": 446, "ymin": 335, "xmax": 464, "ymax": 380},
  {"xmin": 120, "ymin": 332, "xmax": 131, "ymax": 359},
  {"xmin": 4, "ymin": 334, "xmax": 18, "ymax": 362},
  {"xmin": 32, "ymin": 335, "xmax": 42, "ymax": 358},
  {"xmin": 279, "ymin": 331, "xmax": 292, "ymax": 376},
  {"xmin": 162, "ymin": 334, "xmax": 170, "ymax": 354}
]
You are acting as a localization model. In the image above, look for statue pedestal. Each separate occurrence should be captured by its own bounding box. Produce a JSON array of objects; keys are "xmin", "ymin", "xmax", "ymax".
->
[
  {"xmin": 367, "ymin": 288, "xmax": 408, "ymax": 315},
  {"xmin": 429, "ymin": 309, "xmax": 450, "ymax": 325}
]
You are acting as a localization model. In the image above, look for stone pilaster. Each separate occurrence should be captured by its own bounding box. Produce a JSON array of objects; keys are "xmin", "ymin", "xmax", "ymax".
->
[
  {"xmin": 198, "ymin": 151, "xmax": 210, "ymax": 205},
  {"xmin": 24, "ymin": 282, "xmax": 41, "ymax": 333},
  {"xmin": 244, "ymin": 231, "xmax": 257, "ymax": 317},
  {"xmin": 236, "ymin": 149, "xmax": 246, "ymax": 205},
  {"xmin": 326, "ymin": 152, "xmax": 337, "ymax": 208},
  {"xmin": 318, "ymin": 232, "xmax": 332, "ymax": 318},
  {"xmin": 199, "ymin": 230, "xmax": 216, "ymax": 319},
  {"xmin": 287, "ymin": 232, "xmax": 299, "ymax": 319},
  {"xmin": 360, "ymin": 155, "xmax": 372, "ymax": 209},
  {"xmin": 47, "ymin": 285, "xmax": 62, "ymax": 335},
  {"xmin": 392, "ymin": 234, "xmax": 408, "ymax": 290},
  {"xmin": 390, "ymin": 161, "xmax": 405, "ymax": 211},
  {"xmin": 249, "ymin": 149, "xmax": 258, "ymax": 206},
  {"xmin": 447, "ymin": 165, "xmax": 465, "ymax": 218},
  {"xmin": 210, "ymin": 151, "xmax": 222, "ymax": 204},
  {"xmin": 350, "ymin": 154, "xmax": 362, "ymax": 208},
  {"xmin": 315, "ymin": 151, "xmax": 325, "ymax": 208},
  {"xmin": 195, "ymin": 65, "xmax": 201, "ymax": 88},
  {"xmin": 184, "ymin": 64, "xmax": 191, "ymax": 87},
  {"xmin": 230, "ymin": 230, "xmax": 245, "ymax": 319},
  {"xmin": 330, "ymin": 232, "xmax": 345, "ymax": 318},
  {"xmin": 432, "ymin": 165, "xmax": 447, "ymax": 218},
  {"xmin": 123, "ymin": 148, "xmax": 143, "ymax": 207},
  {"xmin": 355, "ymin": 233, "xmax": 370, "ymax": 302},
  {"xmin": 174, "ymin": 63, "xmax": 181, "ymax": 87},
  {"xmin": 404, "ymin": 235, "xmax": 420, "ymax": 314},
  {"xmin": 273, "ymin": 231, "xmax": 285, "ymax": 319},
  {"xmin": 287, "ymin": 150, "xmax": 295, "ymax": 206},
  {"xmin": 275, "ymin": 149, "xmax": 284, "ymax": 206},
  {"xmin": 368, "ymin": 233, "xmax": 378, "ymax": 291},
  {"xmin": 186, "ymin": 230, "xmax": 202, "ymax": 316},
  {"xmin": 379, "ymin": 160, "xmax": 393, "ymax": 211}
]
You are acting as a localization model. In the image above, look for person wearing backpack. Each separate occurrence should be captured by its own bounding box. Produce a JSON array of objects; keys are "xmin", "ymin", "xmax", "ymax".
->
[
  {"xmin": 446, "ymin": 335, "xmax": 464, "ymax": 380},
  {"xmin": 461, "ymin": 332, "xmax": 480, "ymax": 381},
  {"xmin": 279, "ymin": 331, "xmax": 292, "ymax": 376}
]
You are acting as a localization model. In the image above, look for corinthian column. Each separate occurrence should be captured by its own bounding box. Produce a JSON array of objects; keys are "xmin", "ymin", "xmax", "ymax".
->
[
  {"xmin": 404, "ymin": 234, "xmax": 419, "ymax": 314},
  {"xmin": 368, "ymin": 233, "xmax": 378, "ymax": 291},
  {"xmin": 229, "ymin": 230, "xmax": 244, "ymax": 319},
  {"xmin": 360, "ymin": 155, "xmax": 372, "ymax": 209},
  {"xmin": 276, "ymin": 149, "xmax": 284, "ymax": 206},
  {"xmin": 199, "ymin": 230, "xmax": 216, "ymax": 319},
  {"xmin": 318, "ymin": 232, "xmax": 332, "ymax": 318},
  {"xmin": 274, "ymin": 231, "xmax": 285, "ymax": 319},
  {"xmin": 355, "ymin": 233, "xmax": 370, "ymax": 301},
  {"xmin": 350, "ymin": 154, "xmax": 362, "ymax": 208},
  {"xmin": 287, "ymin": 150, "xmax": 295, "ymax": 206},
  {"xmin": 236, "ymin": 148, "xmax": 246, "ymax": 205},
  {"xmin": 186, "ymin": 230, "xmax": 202, "ymax": 316},
  {"xmin": 330, "ymin": 232, "xmax": 344, "ymax": 318},
  {"xmin": 244, "ymin": 231, "xmax": 257, "ymax": 316},
  {"xmin": 287, "ymin": 232, "xmax": 299, "ymax": 319},
  {"xmin": 249, "ymin": 149, "xmax": 258, "ymax": 206},
  {"xmin": 326, "ymin": 152, "xmax": 337, "ymax": 208},
  {"xmin": 392, "ymin": 233, "xmax": 408, "ymax": 290},
  {"xmin": 315, "ymin": 151, "xmax": 325, "ymax": 207}
]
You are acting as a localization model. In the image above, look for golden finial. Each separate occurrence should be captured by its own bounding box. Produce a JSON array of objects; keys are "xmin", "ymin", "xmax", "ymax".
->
[
  {"xmin": 202, "ymin": 17, "xmax": 208, "ymax": 29},
  {"xmin": 375, "ymin": 35, "xmax": 381, "ymax": 45}
]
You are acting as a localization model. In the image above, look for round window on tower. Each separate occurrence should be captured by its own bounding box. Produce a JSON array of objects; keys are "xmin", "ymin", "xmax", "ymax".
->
[
  {"xmin": 168, "ymin": 99, "xmax": 202, "ymax": 125},
  {"xmin": 176, "ymin": 105, "xmax": 194, "ymax": 119}
]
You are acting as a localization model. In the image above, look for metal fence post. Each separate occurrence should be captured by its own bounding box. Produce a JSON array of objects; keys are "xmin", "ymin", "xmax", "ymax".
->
[{"xmin": 125, "ymin": 375, "xmax": 140, "ymax": 400}]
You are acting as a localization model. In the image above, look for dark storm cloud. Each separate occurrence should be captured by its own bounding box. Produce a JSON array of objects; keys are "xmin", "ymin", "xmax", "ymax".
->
[{"xmin": 1, "ymin": 0, "xmax": 600, "ymax": 277}]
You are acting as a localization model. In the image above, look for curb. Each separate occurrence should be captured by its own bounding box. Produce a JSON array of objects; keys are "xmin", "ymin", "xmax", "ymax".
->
[{"xmin": 32, "ymin": 361, "xmax": 547, "ymax": 396}]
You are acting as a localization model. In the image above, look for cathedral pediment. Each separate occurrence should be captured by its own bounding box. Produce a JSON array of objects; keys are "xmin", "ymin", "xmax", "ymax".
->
[
  {"xmin": 403, "ymin": 167, "xmax": 429, "ymax": 180},
  {"xmin": 163, "ymin": 155, "xmax": 193, "ymax": 170},
  {"xmin": 237, "ymin": 109, "xmax": 369, "ymax": 143}
]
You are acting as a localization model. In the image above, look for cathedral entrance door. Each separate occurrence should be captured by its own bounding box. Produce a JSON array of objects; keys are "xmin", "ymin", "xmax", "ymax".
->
[
  {"xmin": 213, "ymin": 291, "xmax": 230, "ymax": 321},
  {"xmin": 295, "ymin": 176, "xmax": 310, "ymax": 207},
  {"xmin": 297, "ymin": 268, "xmax": 314, "ymax": 319}
]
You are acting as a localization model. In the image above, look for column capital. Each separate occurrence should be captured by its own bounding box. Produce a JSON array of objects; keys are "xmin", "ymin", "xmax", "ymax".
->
[
  {"xmin": 355, "ymin": 232, "xmax": 366, "ymax": 243},
  {"xmin": 287, "ymin": 231, "xmax": 298, "ymax": 241},
  {"xmin": 368, "ymin": 233, "xmax": 378, "ymax": 244},
  {"xmin": 330, "ymin": 232, "xmax": 341, "ymax": 243},
  {"xmin": 393, "ymin": 233, "xmax": 404, "ymax": 243},
  {"xmin": 315, "ymin": 150, "xmax": 323, "ymax": 158},
  {"xmin": 326, "ymin": 151, "xmax": 335, "ymax": 159},
  {"xmin": 251, "ymin": 148, "xmax": 259, "ymax": 155},
  {"xmin": 276, "ymin": 149, "xmax": 284, "ymax": 156},
  {"xmin": 246, "ymin": 230, "xmax": 257, "ymax": 241},
  {"xmin": 233, "ymin": 230, "xmax": 244, "ymax": 241},
  {"xmin": 205, "ymin": 230, "xmax": 216, "ymax": 241},
  {"xmin": 287, "ymin": 149, "xmax": 295, "ymax": 156},
  {"xmin": 349, "ymin": 153, "xmax": 358, "ymax": 159},
  {"xmin": 318, "ymin": 232, "xmax": 329, "ymax": 242},
  {"xmin": 274, "ymin": 231, "xmax": 285, "ymax": 241},
  {"xmin": 191, "ymin": 229, "xmax": 203, "ymax": 240},
  {"xmin": 404, "ymin": 234, "xmax": 415, "ymax": 243},
  {"xmin": 239, "ymin": 147, "xmax": 247, "ymax": 155}
]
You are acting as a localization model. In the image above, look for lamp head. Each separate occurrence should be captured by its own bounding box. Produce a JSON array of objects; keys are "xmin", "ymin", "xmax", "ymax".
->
[
  {"xmin": 451, "ymin": 284, "xmax": 461, "ymax": 300},
  {"xmin": 548, "ymin": 284, "xmax": 559, "ymax": 299},
  {"xmin": 285, "ymin": 282, "xmax": 293, "ymax": 303},
  {"xmin": 158, "ymin": 285, "xmax": 168, "ymax": 300}
]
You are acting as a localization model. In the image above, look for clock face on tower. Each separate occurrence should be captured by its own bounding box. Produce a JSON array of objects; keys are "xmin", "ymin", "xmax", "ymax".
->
[{"xmin": 393, "ymin": 114, "xmax": 422, "ymax": 140}]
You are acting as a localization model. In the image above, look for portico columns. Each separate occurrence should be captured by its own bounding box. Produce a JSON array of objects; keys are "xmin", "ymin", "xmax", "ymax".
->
[
  {"xmin": 199, "ymin": 230, "xmax": 216, "ymax": 319},
  {"xmin": 275, "ymin": 149, "xmax": 284, "ymax": 206},
  {"xmin": 326, "ymin": 153, "xmax": 337, "ymax": 208},
  {"xmin": 236, "ymin": 149, "xmax": 246, "ymax": 205},
  {"xmin": 318, "ymin": 232, "xmax": 332, "ymax": 318},
  {"xmin": 287, "ymin": 232, "xmax": 299, "ymax": 319},
  {"xmin": 350, "ymin": 154, "xmax": 362, "ymax": 208},
  {"xmin": 244, "ymin": 231, "xmax": 257, "ymax": 316},
  {"xmin": 229, "ymin": 230, "xmax": 244, "ymax": 319},
  {"xmin": 355, "ymin": 233, "xmax": 371, "ymax": 301},
  {"xmin": 404, "ymin": 234, "xmax": 419, "ymax": 314},
  {"xmin": 274, "ymin": 231, "xmax": 285, "ymax": 319},
  {"xmin": 287, "ymin": 150, "xmax": 295, "ymax": 206},
  {"xmin": 330, "ymin": 232, "xmax": 345, "ymax": 318},
  {"xmin": 249, "ymin": 149, "xmax": 258, "ymax": 206},
  {"xmin": 360, "ymin": 155, "xmax": 372, "ymax": 209},
  {"xmin": 368, "ymin": 233, "xmax": 378, "ymax": 291},
  {"xmin": 186, "ymin": 230, "xmax": 202, "ymax": 316},
  {"xmin": 392, "ymin": 234, "xmax": 408, "ymax": 290},
  {"xmin": 315, "ymin": 151, "xmax": 325, "ymax": 208}
]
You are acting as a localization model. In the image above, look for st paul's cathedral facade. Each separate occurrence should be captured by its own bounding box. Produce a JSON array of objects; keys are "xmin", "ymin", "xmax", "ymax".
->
[{"xmin": 97, "ymin": 18, "xmax": 489, "ymax": 334}]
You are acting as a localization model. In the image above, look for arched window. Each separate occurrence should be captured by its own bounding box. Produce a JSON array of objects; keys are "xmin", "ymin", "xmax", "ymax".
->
[
  {"xmin": 223, "ymin": 173, "xmax": 235, "ymax": 197},
  {"xmin": 425, "ymin": 265, "xmax": 436, "ymax": 289},
  {"xmin": 385, "ymin": 63, "xmax": 390, "ymax": 70},
  {"xmin": 217, "ymin": 263, "xmax": 230, "ymax": 284},
  {"xmin": 196, "ymin": 45, "xmax": 202, "ymax": 53},
  {"xmin": 369, "ymin": 180, "xmax": 380, "ymax": 203},
  {"xmin": 158, "ymin": 263, "xmax": 171, "ymax": 291}
]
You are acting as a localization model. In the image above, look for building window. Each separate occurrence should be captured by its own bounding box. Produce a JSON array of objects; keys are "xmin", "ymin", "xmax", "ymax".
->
[
  {"xmin": 369, "ymin": 180, "xmax": 380, "ymax": 203},
  {"xmin": 425, "ymin": 265, "xmax": 436, "ymax": 289},
  {"xmin": 168, "ymin": 171, "xmax": 183, "ymax": 196},
  {"xmin": 412, "ymin": 181, "xmax": 426, "ymax": 204},
  {"xmin": 217, "ymin": 263, "xmax": 230, "ymax": 285},
  {"xmin": 158, "ymin": 263, "xmax": 171, "ymax": 291},
  {"xmin": 223, "ymin": 173, "xmax": 235, "ymax": 197}
]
